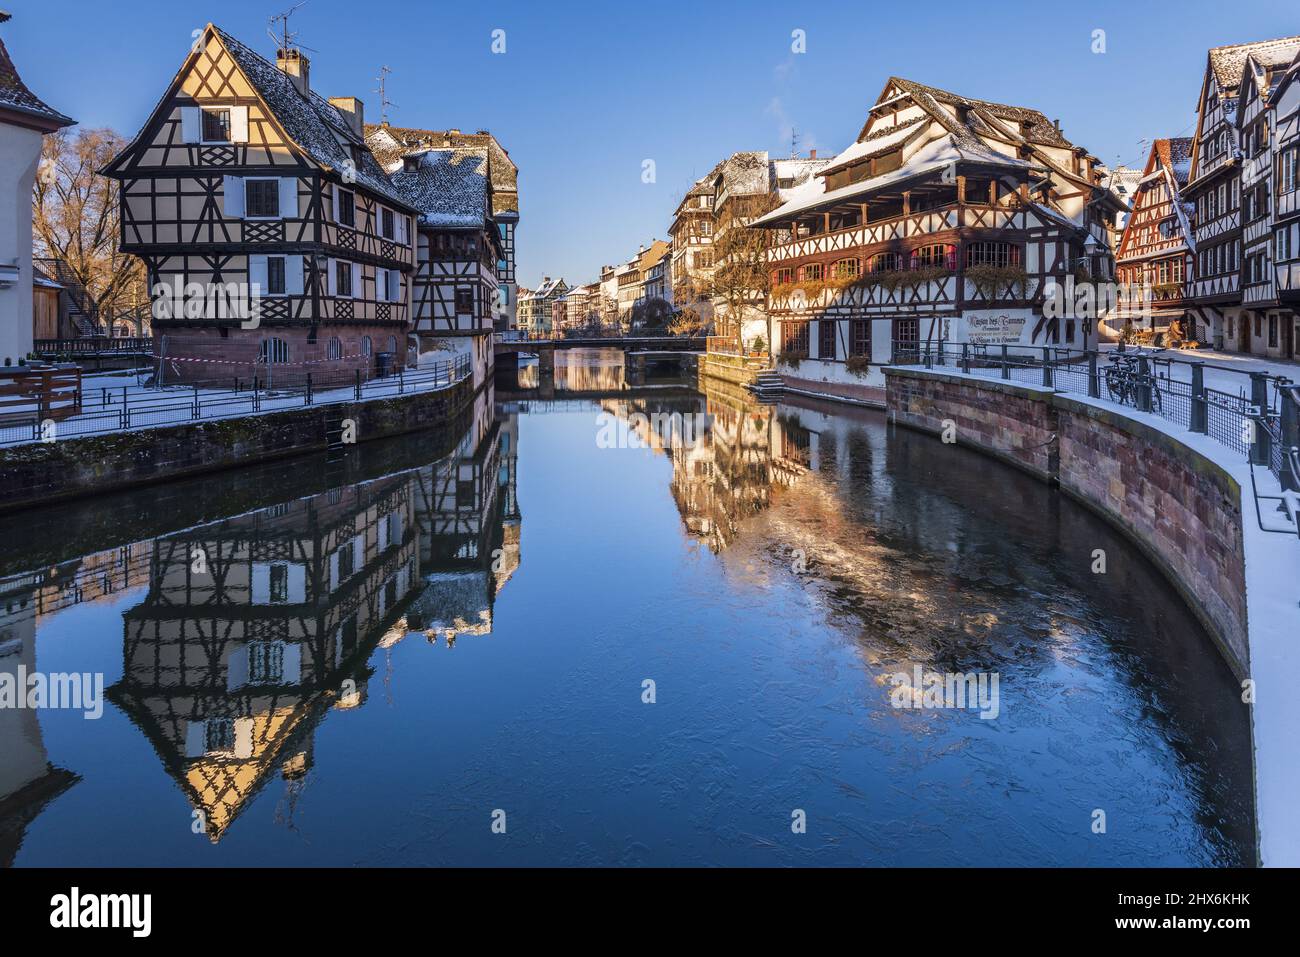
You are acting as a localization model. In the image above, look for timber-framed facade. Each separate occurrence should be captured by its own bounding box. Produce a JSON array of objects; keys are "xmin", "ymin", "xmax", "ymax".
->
[
  {"xmin": 1109, "ymin": 138, "xmax": 1195, "ymax": 341},
  {"xmin": 367, "ymin": 132, "xmax": 505, "ymax": 391},
  {"xmin": 750, "ymin": 76, "xmax": 1124, "ymax": 397},
  {"xmin": 103, "ymin": 24, "xmax": 418, "ymax": 385},
  {"xmin": 1184, "ymin": 35, "xmax": 1300, "ymax": 356}
]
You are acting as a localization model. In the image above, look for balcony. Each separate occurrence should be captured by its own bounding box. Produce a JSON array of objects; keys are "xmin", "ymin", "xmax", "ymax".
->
[{"xmin": 766, "ymin": 204, "xmax": 1027, "ymax": 264}]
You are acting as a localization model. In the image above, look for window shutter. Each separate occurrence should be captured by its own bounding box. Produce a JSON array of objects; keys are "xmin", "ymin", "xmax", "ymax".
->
[
  {"xmin": 388, "ymin": 270, "xmax": 400, "ymax": 302},
  {"xmin": 376, "ymin": 268, "xmax": 388, "ymax": 302},
  {"xmin": 223, "ymin": 175, "xmax": 245, "ymax": 218},
  {"xmin": 327, "ymin": 259, "xmax": 338, "ymax": 297},
  {"xmin": 181, "ymin": 106, "xmax": 200, "ymax": 143},
  {"xmin": 331, "ymin": 187, "xmax": 339, "ymax": 223},
  {"xmin": 286, "ymin": 255, "xmax": 304, "ymax": 296},
  {"xmin": 227, "ymin": 646, "xmax": 249, "ymax": 690},
  {"xmin": 351, "ymin": 262, "xmax": 362, "ymax": 300},
  {"xmin": 352, "ymin": 537, "xmax": 364, "ymax": 569},
  {"xmin": 230, "ymin": 106, "xmax": 249, "ymax": 143},
  {"xmin": 278, "ymin": 178, "xmax": 297, "ymax": 219},
  {"xmin": 248, "ymin": 255, "xmax": 268, "ymax": 296}
]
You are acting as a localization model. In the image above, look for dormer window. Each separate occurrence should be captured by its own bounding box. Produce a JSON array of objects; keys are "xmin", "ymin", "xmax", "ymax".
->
[{"xmin": 201, "ymin": 107, "xmax": 231, "ymax": 143}]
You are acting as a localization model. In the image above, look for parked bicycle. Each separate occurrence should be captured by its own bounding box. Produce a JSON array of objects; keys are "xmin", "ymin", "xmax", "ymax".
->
[{"xmin": 1103, "ymin": 352, "xmax": 1162, "ymax": 412}]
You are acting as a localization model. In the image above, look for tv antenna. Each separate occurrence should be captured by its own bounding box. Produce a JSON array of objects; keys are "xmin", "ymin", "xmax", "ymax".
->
[
  {"xmin": 374, "ymin": 66, "xmax": 397, "ymax": 124},
  {"xmin": 268, "ymin": 2, "xmax": 314, "ymax": 54},
  {"xmin": 790, "ymin": 128, "xmax": 800, "ymax": 158}
]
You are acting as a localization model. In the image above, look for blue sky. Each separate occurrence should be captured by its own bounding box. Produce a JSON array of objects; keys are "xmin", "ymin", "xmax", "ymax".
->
[{"xmin": 7, "ymin": 0, "xmax": 1296, "ymax": 286}]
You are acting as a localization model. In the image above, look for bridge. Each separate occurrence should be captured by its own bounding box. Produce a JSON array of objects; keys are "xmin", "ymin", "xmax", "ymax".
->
[{"xmin": 493, "ymin": 333, "xmax": 704, "ymax": 355}]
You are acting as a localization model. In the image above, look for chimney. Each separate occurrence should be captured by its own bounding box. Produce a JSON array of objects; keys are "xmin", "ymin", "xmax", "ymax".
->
[
  {"xmin": 277, "ymin": 48, "xmax": 310, "ymax": 96},
  {"xmin": 809, "ymin": 148, "xmax": 817, "ymax": 159},
  {"xmin": 1053, "ymin": 118, "xmax": 1062, "ymax": 133},
  {"xmin": 329, "ymin": 97, "xmax": 365, "ymax": 137}
]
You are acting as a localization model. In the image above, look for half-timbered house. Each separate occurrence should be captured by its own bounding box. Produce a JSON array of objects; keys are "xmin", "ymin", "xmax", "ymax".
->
[
  {"xmin": 1272, "ymin": 48, "xmax": 1300, "ymax": 356},
  {"xmin": 368, "ymin": 125, "xmax": 520, "ymax": 332},
  {"xmin": 367, "ymin": 138, "xmax": 502, "ymax": 389},
  {"xmin": 112, "ymin": 474, "xmax": 421, "ymax": 841},
  {"xmin": 1108, "ymin": 138, "xmax": 1195, "ymax": 342},
  {"xmin": 750, "ymin": 77, "xmax": 1123, "ymax": 401},
  {"xmin": 103, "ymin": 24, "xmax": 418, "ymax": 385},
  {"xmin": 1185, "ymin": 35, "xmax": 1300, "ymax": 354},
  {"xmin": 669, "ymin": 172, "xmax": 718, "ymax": 324},
  {"xmin": 519, "ymin": 277, "xmax": 567, "ymax": 335}
]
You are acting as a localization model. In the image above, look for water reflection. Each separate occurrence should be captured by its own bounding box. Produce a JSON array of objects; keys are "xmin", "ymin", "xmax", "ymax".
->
[{"xmin": 0, "ymin": 362, "xmax": 1256, "ymax": 865}]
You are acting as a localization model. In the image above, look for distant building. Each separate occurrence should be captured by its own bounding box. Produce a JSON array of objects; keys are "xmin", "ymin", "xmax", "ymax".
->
[
  {"xmin": 1109, "ymin": 138, "xmax": 1195, "ymax": 342},
  {"xmin": 0, "ymin": 10, "xmax": 75, "ymax": 366},
  {"xmin": 705, "ymin": 151, "xmax": 829, "ymax": 352},
  {"xmin": 669, "ymin": 175, "xmax": 717, "ymax": 325},
  {"xmin": 519, "ymin": 276, "xmax": 567, "ymax": 335}
]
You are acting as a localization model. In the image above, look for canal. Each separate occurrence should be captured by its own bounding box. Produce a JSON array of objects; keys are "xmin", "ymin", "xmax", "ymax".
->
[{"xmin": 0, "ymin": 351, "xmax": 1255, "ymax": 866}]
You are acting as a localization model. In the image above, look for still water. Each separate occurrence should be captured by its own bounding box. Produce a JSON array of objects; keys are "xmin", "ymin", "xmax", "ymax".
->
[{"xmin": 1, "ymin": 352, "xmax": 1254, "ymax": 866}]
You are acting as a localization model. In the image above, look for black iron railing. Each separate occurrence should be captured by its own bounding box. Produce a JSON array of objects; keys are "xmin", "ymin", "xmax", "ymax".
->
[{"xmin": 891, "ymin": 341, "xmax": 1298, "ymax": 494}]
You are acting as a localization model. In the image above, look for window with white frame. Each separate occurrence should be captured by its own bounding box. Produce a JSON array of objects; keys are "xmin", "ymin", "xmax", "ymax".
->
[
  {"xmin": 245, "ymin": 179, "xmax": 280, "ymax": 218},
  {"xmin": 201, "ymin": 107, "xmax": 231, "ymax": 143}
]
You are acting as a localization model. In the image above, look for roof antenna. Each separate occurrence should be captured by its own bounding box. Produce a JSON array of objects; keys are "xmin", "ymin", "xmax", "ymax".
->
[
  {"xmin": 790, "ymin": 127, "xmax": 800, "ymax": 158},
  {"xmin": 268, "ymin": 2, "xmax": 312, "ymax": 55},
  {"xmin": 374, "ymin": 66, "xmax": 397, "ymax": 124}
]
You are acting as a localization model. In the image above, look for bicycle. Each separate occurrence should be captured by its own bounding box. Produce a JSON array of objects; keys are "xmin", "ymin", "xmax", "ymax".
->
[{"xmin": 1103, "ymin": 353, "xmax": 1162, "ymax": 412}]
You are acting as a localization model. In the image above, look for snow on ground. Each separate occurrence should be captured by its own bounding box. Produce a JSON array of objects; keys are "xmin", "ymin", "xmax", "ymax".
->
[{"xmin": 0, "ymin": 368, "xmax": 465, "ymax": 446}]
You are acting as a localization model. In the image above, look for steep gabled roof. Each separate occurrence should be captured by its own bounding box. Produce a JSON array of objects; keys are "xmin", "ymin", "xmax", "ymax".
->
[
  {"xmin": 102, "ymin": 25, "xmax": 411, "ymax": 210},
  {"xmin": 388, "ymin": 146, "xmax": 490, "ymax": 228},
  {"xmin": 1207, "ymin": 35, "xmax": 1300, "ymax": 94},
  {"xmin": 1154, "ymin": 137, "xmax": 1193, "ymax": 187},
  {"xmin": 366, "ymin": 124, "xmax": 518, "ymax": 216},
  {"xmin": 214, "ymin": 29, "xmax": 409, "ymax": 208},
  {"xmin": 864, "ymin": 77, "xmax": 1074, "ymax": 150},
  {"xmin": 0, "ymin": 12, "xmax": 74, "ymax": 130}
]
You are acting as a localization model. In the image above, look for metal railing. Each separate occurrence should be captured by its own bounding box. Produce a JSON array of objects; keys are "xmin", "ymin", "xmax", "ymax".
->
[
  {"xmin": 0, "ymin": 353, "xmax": 471, "ymax": 447},
  {"xmin": 891, "ymin": 340, "xmax": 1299, "ymax": 493},
  {"xmin": 34, "ymin": 337, "xmax": 153, "ymax": 355}
]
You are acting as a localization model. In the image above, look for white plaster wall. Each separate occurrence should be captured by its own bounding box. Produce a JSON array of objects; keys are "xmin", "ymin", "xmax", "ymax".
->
[{"xmin": 0, "ymin": 124, "xmax": 44, "ymax": 366}]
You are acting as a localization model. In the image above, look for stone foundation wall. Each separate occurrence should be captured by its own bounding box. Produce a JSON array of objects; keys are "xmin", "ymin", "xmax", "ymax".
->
[
  {"xmin": 0, "ymin": 376, "xmax": 475, "ymax": 513},
  {"xmin": 885, "ymin": 367, "xmax": 1249, "ymax": 676}
]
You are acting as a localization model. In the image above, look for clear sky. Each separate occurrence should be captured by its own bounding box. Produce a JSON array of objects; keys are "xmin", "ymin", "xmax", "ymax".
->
[{"xmin": 7, "ymin": 0, "xmax": 1297, "ymax": 287}]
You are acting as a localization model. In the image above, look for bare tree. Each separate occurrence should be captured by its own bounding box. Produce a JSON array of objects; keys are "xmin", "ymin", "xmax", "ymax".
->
[
  {"xmin": 32, "ymin": 127, "xmax": 145, "ymax": 331},
  {"xmin": 710, "ymin": 192, "xmax": 778, "ymax": 353}
]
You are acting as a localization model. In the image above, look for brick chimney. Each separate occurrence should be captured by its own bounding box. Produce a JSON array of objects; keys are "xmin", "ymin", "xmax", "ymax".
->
[
  {"xmin": 276, "ymin": 48, "xmax": 310, "ymax": 96},
  {"xmin": 809, "ymin": 149, "xmax": 817, "ymax": 159},
  {"xmin": 329, "ymin": 97, "xmax": 365, "ymax": 137}
]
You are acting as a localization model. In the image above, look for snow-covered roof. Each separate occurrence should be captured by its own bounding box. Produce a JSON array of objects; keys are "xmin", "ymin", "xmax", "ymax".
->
[
  {"xmin": 876, "ymin": 77, "xmax": 1075, "ymax": 151},
  {"xmin": 214, "ymin": 29, "xmax": 411, "ymax": 210},
  {"xmin": 1208, "ymin": 35, "xmax": 1300, "ymax": 93},
  {"xmin": 367, "ymin": 123, "xmax": 518, "ymax": 216},
  {"xmin": 0, "ymin": 13, "xmax": 74, "ymax": 129},
  {"xmin": 751, "ymin": 136, "xmax": 1035, "ymax": 227},
  {"xmin": 389, "ymin": 147, "xmax": 490, "ymax": 228},
  {"xmin": 1156, "ymin": 137, "xmax": 1193, "ymax": 187}
]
